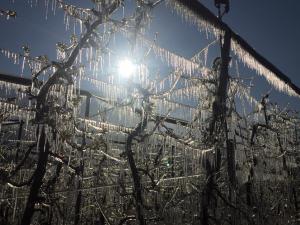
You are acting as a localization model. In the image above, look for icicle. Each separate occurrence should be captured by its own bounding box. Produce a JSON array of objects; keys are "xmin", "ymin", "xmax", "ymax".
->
[
  {"xmin": 203, "ymin": 47, "xmax": 208, "ymax": 66},
  {"xmin": 231, "ymin": 38, "xmax": 298, "ymax": 97},
  {"xmin": 165, "ymin": 0, "xmax": 223, "ymax": 38},
  {"xmin": 45, "ymin": 0, "xmax": 49, "ymax": 20}
]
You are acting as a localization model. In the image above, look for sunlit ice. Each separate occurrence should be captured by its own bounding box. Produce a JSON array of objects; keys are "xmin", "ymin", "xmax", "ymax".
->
[{"xmin": 118, "ymin": 58, "xmax": 136, "ymax": 78}]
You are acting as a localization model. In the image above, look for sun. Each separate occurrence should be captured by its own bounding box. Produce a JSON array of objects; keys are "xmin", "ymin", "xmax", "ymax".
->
[{"xmin": 118, "ymin": 59, "xmax": 135, "ymax": 78}]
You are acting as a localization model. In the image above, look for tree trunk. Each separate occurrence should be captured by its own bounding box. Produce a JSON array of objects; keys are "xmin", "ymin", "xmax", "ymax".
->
[
  {"xmin": 21, "ymin": 126, "xmax": 49, "ymax": 225},
  {"xmin": 125, "ymin": 113, "xmax": 148, "ymax": 225}
]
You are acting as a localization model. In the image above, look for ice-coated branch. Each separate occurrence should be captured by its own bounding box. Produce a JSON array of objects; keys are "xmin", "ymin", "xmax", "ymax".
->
[
  {"xmin": 0, "ymin": 8, "xmax": 16, "ymax": 20},
  {"xmin": 36, "ymin": 1, "xmax": 120, "ymax": 121}
]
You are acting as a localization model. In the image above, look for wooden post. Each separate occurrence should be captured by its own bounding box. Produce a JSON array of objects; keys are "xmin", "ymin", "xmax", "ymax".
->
[
  {"xmin": 171, "ymin": 145, "xmax": 175, "ymax": 177},
  {"xmin": 217, "ymin": 28, "xmax": 231, "ymax": 124},
  {"xmin": 15, "ymin": 120, "xmax": 24, "ymax": 162}
]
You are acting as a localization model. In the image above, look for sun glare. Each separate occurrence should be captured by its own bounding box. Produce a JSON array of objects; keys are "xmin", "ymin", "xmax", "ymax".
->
[{"xmin": 118, "ymin": 59, "xmax": 135, "ymax": 78}]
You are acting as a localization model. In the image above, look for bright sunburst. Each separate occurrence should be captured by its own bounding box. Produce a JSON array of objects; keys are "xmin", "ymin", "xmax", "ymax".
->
[{"xmin": 118, "ymin": 58, "xmax": 136, "ymax": 78}]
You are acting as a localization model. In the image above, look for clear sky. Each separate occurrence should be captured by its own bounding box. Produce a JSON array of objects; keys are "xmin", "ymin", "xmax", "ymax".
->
[{"xmin": 0, "ymin": 0, "xmax": 299, "ymax": 110}]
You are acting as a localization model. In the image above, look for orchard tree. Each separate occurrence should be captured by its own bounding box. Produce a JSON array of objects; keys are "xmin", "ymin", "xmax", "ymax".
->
[{"xmin": 0, "ymin": 1, "xmax": 299, "ymax": 225}]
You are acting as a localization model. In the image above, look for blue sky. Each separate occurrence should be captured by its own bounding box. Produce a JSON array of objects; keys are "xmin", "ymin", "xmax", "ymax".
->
[{"xmin": 0, "ymin": 0, "xmax": 299, "ymax": 110}]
